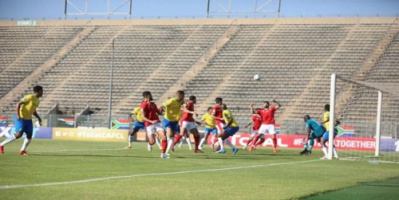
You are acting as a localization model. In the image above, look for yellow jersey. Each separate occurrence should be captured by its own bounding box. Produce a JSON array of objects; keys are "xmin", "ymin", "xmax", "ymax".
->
[
  {"xmin": 323, "ymin": 111, "xmax": 338, "ymax": 129},
  {"xmin": 132, "ymin": 107, "xmax": 144, "ymax": 123},
  {"xmin": 19, "ymin": 94, "xmax": 40, "ymax": 120},
  {"xmin": 201, "ymin": 113, "xmax": 215, "ymax": 128},
  {"xmin": 223, "ymin": 110, "xmax": 238, "ymax": 127},
  {"xmin": 162, "ymin": 98, "xmax": 183, "ymax": 121}
]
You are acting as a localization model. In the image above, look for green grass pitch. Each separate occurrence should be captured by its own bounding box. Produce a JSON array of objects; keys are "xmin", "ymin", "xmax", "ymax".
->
[{"xmin": 0, "ymin": 139, "xmax": 398, "ymax": 200}]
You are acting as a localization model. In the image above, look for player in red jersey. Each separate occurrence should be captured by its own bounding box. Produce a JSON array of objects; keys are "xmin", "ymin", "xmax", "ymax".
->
[
  {"xmin": 211, "ymin": 97, "xmax": 225, "ymax": 149},
  {"xmin": 250, "ymin": 99, "xmax": 281, "ymax": 153},
  {"xmin": 140, "ymin": 91, "xmax": 169, "ymax": 159},
  {"xmin": 179, "ymin": 95, "xmax": 202, "ymax": 153},
  {"xmin": 243, "ymin": 111, "xmax": 262, "ymax": 150}
]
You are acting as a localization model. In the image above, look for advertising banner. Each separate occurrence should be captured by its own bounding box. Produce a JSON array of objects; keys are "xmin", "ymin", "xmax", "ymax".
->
[
  {"xmin": 53, "ymin": 128, "xmax": 128, "ymax": 142},
  {"xmin": 0, "ymin": 126, "xmax": 52, "ymax": 139},
  {"xmin": 209, "ymin": 133, "xmax": 377, "ymax": 151},
  {"xmin": 380, "ymin": 138, "xmax": 399, "ymax": 152}
]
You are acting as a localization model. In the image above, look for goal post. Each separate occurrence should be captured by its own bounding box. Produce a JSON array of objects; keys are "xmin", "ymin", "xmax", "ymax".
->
[
  {"xmin": 329, "ymin": 73, "xmax": 399, "ymax": 162},
  {"xmin": 328, "ymin": 74, "xmax": 336, "ymax": 160}
]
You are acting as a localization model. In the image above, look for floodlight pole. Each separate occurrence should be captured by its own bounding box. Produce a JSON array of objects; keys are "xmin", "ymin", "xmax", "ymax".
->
[
  {"xmin": 108, "ymin": 39, "xmax": 115, "ymax": 129},
  {"xmin": 375, "ymin": 91, "xmax": 382, "ymax": 157},
  {"xmin": 129, "ymin": 0, "xmax": 133, "ymax": 19},
  {"xmin": 206, "ymin": 0, "xmax": 211, "ymax": 18},
  {"xmin": 277, "ymin": 0, "xmax": 282, "ymax": 18},
  {"xmin": 64, "ymin": 0, "xmax": 68, "ymax": 20},
  {"xmin": 328, "ymin": 74, "xmax": 336, "ymax": 160}
]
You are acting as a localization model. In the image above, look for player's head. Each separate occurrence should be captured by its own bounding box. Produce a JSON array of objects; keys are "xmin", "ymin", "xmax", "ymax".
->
[
  {"xmin": 303, "ymin": 115, "xmax": 310, "ymax": 122},
  {"xmin": 215, "ymin": 97, "xmax": 223, "ymax": 105},
  {"xmin": 207, "ymin": 107, "xmax": 213, "ymax": 114},
  {"xmin": 263, "ymin": 101, "xmax": 270, "ymax": 108},
  {"xmin": 324, "ymin": 104, "xmax": 330, "ymax": 112},
  {"xmin": 142, "ymin": 91, "xmax": 153, "ymax": 101},
  {"xmin": 189, "ymin": 95, "xmax": 196, "ymax": 104},
  {"xmin": 33, "ymin": 85, "xmax": 43, "ymax": 97},
  {"xmin": 176, "ymin": 90, "xmax": 185, "ymax": 101},
  {"xmin": 222, "ymin": 103, "xmax": 227, "ymax": 110}
]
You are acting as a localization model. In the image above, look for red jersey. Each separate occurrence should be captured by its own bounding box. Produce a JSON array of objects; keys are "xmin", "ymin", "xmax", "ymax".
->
[
  {"xmin": 257, "ymin": 106, "xmax": 277, "ymax": 125},
  {"xmin": 252, "ymin": 114, "xmax": 262, "ymax": 130},
  {"xmin": 140, "ymin": 101, "xmax": 160, "ymax": 126},
  {"xmin": 212, "ymin": 105, "xmax": 223, "ymax": 124},
  {"xmin": 181, "ymin": 101, "xmax": 194, "ymax": 122}
]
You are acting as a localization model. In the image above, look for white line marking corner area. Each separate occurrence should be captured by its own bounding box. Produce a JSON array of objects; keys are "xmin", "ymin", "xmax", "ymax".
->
[{"xmin": 0, "ymin": 159, "xmax": 320, "ymax": 190}]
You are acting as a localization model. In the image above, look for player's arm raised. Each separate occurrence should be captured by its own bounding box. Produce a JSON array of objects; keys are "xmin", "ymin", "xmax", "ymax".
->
[
  {"xmin": 272, "ymin": 99, "xmax": 281, "ymax": 110},
  {"xmin": 250, "ymin": 103, "xmax": 256, "ymax": 114}
]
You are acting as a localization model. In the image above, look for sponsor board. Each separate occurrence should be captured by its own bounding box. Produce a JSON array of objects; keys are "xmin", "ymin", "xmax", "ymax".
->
[
  {"xmin": 17, "ymin": 20, "xmax": 36, "ymax": 26},
  {"xmin": 53, "ymin": 128, "xmax": 128, "ymax": 142},
  {"xmin": 0, "ymin": 126, "xmax": 52, "ymax": 139},
  {"xmin": 207, "ymin": 133, "xmax": 377, "ymax": 151},
  {"xmin": 380, "ymin": 138, "xmax": 399, "ymax": 152}
]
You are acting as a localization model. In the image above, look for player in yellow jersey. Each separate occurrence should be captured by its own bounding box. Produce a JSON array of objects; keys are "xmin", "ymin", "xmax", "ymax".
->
[
  {"xmin": 216, "ymin": 103, "xmax": 239, "ymax": 154},
  {"xmin": 159, "ymin": 90, "xmax": 184, "ymax": 154},
  {"xmin": 320, "ymin": 104, "xmax": 340, "ymax": 159},
  {"xmin": 126, "ymin": 106, "xmax": 157, "ymax": 149},
  {"xmin": 0, "ymin": 86, "xmax": 43, "ymax": 155},
  {"xmin": 199, "ymin": 107, "xmax": 217, "ymax": 150}
]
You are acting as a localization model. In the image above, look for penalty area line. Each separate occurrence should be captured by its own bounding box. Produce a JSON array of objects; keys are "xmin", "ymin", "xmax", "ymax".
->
[{"xmin": 0, "ymin": 159, "xmax": 320, "ymax": 190}]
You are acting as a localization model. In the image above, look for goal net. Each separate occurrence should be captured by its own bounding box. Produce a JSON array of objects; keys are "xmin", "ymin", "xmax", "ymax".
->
[{"xmin": 329, "ymin": 74, "xmax": 399, "ymax": 163}]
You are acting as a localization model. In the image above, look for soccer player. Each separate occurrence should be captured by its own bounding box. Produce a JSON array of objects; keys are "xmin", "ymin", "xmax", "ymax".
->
[
  {"xmin": 160, "ymin": 90, "xmax": 185, "ymax": 155},
  {"xmin": 216, "ymin": 104, "xmax": 239, "ymax": 154},
  {"xmin": 125, "ymin": 106, "xmax": 145, "ymax": 149},
  {"xmin": 300, "ymin": 115, "xmax": 326, "ymax": 158},
  {"xmin": 125, "ymin": 106, "xmax": 161, "ymax": 149},
  {"xmin": 250, "ymin": 99, "xmax": 281, "ymax": 153},
  {"xmin": 140, "ymin": 91, "xmax": 169, "ymax": 158},
  {"xmin": 243, "ymin": 111, "xmax": 262, "ymax": 150},
  {"xmin": 212, "ymin": 97, "xmax": 225, "ymax": 148},
  {"xmin": 174, "ymin": 122, "xmax": 193, "ymax": 150},
  {"xmin": 0, "ymin": 86, "xmax": 43, "ymax": 155},
  {"xmin": 180, "ymin": 95, "xmax": 202, "ymax": 153},
  {"xmin": 320, "ymin": 104, "xmax": 340, "ymax": 159},
  {"xmin": 199, "ymin": 107, "xmax": 217, "ymax": 150}
]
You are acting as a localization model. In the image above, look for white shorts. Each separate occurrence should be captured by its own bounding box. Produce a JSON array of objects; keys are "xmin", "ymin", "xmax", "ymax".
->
[
  {"xmin": 182, "ymin": 121, "xmax": 196, "ymax": 133},
  {"xmin": 251, "ymin": 130, "xmax": 259, "ymax": 136},
  {"xmin": 216, "ymin": 122, "xmax": 226, "ymax": 133},
  {"xmin": 259, "ymin": 124, "xmax": 276, "ymax": 135},
  {"xmin": 146, "ymin": 122, "xmax": 164, "ymax": 135}
]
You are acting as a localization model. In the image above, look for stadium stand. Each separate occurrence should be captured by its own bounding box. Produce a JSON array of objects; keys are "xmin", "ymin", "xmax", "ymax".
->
[{"xmin": 0, "ymin": 18, "xmax": 398, "ymax": 129}]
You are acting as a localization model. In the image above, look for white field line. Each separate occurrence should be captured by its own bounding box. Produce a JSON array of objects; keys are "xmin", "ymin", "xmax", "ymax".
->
[
  {"xmin": 32, "ymin": 148, "xmax": 125, "ymax": 153},
  {"xmin": 0, "ymin": 159, "xmax": 320, "ymax": 190}
]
